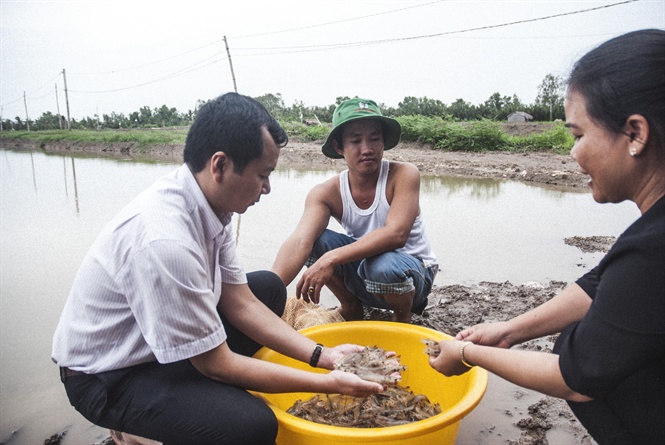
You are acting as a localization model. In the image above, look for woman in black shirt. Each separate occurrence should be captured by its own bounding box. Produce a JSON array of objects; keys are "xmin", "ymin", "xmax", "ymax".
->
[{"xmin": 429, "ymin": 29, "xmax": 665, "ymax": 445}]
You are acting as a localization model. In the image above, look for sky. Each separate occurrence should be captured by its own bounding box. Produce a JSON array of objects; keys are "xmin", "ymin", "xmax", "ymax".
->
[{"xmin": 1, "ymin": 0, "xmax": 663, "ymax": 122}]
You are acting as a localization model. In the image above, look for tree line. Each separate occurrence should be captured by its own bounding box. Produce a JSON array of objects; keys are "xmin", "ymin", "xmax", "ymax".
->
[{"xmin": 1, "ymin": 74, "xmax": 564, "ymax": 131}]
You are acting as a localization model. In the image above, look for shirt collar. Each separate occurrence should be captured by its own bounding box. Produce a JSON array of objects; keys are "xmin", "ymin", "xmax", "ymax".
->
[{"xmin": 178, "ymin": 163, "xmax": 233, "ymax": 234}]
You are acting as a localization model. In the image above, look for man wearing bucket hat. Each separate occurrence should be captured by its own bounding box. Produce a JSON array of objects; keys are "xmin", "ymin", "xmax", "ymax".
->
[{"xmin": 273, "ymin": 98, "xmax": 438, "ymax": 323}]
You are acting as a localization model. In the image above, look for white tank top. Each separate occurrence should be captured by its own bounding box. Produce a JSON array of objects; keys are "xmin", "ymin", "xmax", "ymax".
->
[{"xmin": 339, "ymin": 159, "xmax": 437, "ymax": 266}]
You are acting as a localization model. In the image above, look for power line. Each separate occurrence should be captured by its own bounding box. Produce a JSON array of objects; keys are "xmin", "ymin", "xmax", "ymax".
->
[
  {"xmin": 231, "ymin": 1, "xmax": 638, "ymax": 54},
  {"xmin": 65, "ymin": 0, "xmax": 447, "ymax": 77},
  {"xmin": 0, "ymin": 0, "xmax": 640, "ymax": 112},
  {"xmin": 1, "ymin": 95, "xmax": 24, "ymax": 107},
  {"xmin": 69, "ymin": 57, "xmax": 225, "ymax": 94},
  {"xmin": 2, "ymin": 73, "xmax": 62, "ymax": 106},
  {"xmin": 50, "ymin": 1, "xmax": 638, "ymax": 96},
  {"xmin": 232, "ymin": 0, "xmax": 448, "ymax": 39},
  {"xmin": 26, "ymin": 90, "xmax": 54, "ymax": 101},
  {"xmin": 235, "ymin": 31, "xmax": 618, "ymax": 51},
  {"xmin": 68, "ymin": 41, "xmax": 225, "ymax": 76}
]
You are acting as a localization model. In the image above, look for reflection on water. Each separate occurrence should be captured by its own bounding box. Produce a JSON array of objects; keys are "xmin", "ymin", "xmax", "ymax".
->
[
  {"xmin": 422, "ymin": 173, "xmax": 503, "ymax": 200},
  {"xmin": 0, "ymin": 149, "xmax": 640, "ymax": 444},
  {"xmin": 417, "ymin": 172, "xmax": 630, "ymax": 286},
  {"xmin": 71, "ymin": 157, "xmax": 80, "ymax": 213}
]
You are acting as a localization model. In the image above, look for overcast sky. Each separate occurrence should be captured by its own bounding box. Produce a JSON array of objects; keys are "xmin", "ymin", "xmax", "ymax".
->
[{"xmin": 1, "ymin": 0, "xmax": 663, "ymax": 121}]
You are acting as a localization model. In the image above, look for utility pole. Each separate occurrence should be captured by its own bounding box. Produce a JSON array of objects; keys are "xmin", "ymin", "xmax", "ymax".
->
[
  {"xmin": 55, "ymin": 83, "xmax": 62, "ymax": 129},
  {"xmin": 23, "ymin": 91, "xmax": 30, "ymax": 131},
  {"xmin": 223, "ymin": 36, "xmax": 238, "ymax": 93},
  {"xmin": 224, "ymin": 35, "xmax": 241, "ymax": 242},
  {"xmin": 62, "ymin": 69, "xmax": 72, "ymax": 130}
]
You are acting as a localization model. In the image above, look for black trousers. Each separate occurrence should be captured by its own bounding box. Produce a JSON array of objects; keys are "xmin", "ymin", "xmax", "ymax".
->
[{"xmin": 63, "ymin": 271, "xmax": 287, "ymax": 445}]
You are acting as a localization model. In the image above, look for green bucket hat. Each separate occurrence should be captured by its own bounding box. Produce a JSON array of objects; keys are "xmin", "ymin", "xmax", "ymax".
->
[{"xmin": 322, "ymin": 98, "xmax": 401, "ymax": 159}]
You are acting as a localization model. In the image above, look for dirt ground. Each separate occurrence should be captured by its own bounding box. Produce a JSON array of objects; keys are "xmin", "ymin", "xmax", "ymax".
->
[{"xmin": 2, "ymin": 133, "xmax": 603, "ymax": 445}]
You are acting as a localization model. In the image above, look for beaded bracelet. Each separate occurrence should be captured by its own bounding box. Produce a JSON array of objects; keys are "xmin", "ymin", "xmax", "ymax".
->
[
  {"xmin": 309, "ymin": 343, "xmax": 324, "ymax": 367},
  {"xmin": 460, "ymin": 341, "xmax": 474, "ymax": 368}
]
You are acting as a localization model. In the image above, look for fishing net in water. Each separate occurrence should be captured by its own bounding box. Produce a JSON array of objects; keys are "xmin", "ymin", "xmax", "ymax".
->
[{"xmin": 281, "ymin": 297, "xmax": 345, "ymax": 330}]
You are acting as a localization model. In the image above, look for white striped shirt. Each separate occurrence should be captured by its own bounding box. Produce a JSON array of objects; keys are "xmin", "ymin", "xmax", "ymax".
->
[{"xmin": 52, "ymin": 164, "xmax": 246, "ymax": 373}]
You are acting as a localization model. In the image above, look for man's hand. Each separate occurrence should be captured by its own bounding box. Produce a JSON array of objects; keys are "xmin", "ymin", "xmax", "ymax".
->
[
  {"xmin": 295, "ymin": 258, "xmax": 334, "ymax": 304},
  {"xmin": 328, "ymin": 370, "xmax": 385, "ymax": 397},
  {"xmin": 317, "ymin": 343, "xmax": 365, "ymax": 370}
]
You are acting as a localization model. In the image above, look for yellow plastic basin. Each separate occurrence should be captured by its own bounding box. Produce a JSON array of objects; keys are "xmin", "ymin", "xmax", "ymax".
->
[{"xmin": 253, "ymin": 321, "xmax": 487, "ymax": 445}]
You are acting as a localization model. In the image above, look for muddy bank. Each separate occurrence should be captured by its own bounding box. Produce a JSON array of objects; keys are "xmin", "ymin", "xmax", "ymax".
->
[
  {"xmin": 284, "ymin": 140, "xmax": 586, "ymax": 191},
  {"xmin": 1, "ymin": 136, "xmax": 586, "ymax": 191}
]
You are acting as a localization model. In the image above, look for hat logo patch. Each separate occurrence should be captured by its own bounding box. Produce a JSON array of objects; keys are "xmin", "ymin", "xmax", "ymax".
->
[{"xmin": 354, "ymin": 102, "xmax": 376, "ymax": 114}]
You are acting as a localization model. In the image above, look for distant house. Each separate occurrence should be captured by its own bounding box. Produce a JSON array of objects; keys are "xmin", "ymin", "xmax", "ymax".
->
[{"xmin": 507, "ymin": 111, "xmax": 533, "ymax": 122}]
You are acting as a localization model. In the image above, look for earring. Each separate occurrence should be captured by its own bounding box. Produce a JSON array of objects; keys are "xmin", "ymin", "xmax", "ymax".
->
[{"xmin": 630, "ymin": 147, "xmax": 638, "ymax": 157}]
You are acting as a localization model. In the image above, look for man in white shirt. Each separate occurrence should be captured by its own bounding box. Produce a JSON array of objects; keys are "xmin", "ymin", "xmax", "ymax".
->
[
  {"xmin": 272, "ymin": 98, "xmax": 438, "ymax": 323},
  {"xmin": 52, "ymin": 93, "xmax": 385, "ymax": 445}
]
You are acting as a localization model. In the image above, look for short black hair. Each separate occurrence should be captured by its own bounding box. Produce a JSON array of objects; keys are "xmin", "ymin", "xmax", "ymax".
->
[
  {"xmin": 184, "ymin": 92, "xmax": 288, "ymax": 173},
  {"xmin": 567, "ymin": 29, "xmax": 665, "ymax": 149}
]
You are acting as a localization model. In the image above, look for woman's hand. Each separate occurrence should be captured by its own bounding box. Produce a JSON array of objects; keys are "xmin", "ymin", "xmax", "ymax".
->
[
  {"xmin": 428, "ymin": 339, "xmax": 474, "ymax": 376},
  {"xmin": 456, "ymin": 321, "xmax": 514, "ymax": 349}
]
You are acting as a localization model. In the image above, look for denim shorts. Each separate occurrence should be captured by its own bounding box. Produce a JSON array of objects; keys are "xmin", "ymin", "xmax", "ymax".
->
[{"xmin": 306, "ymin": 229, "xmax": 437, "ymax": 314}]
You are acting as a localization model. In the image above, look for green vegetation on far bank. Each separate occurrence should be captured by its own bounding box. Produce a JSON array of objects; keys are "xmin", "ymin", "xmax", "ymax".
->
[
  {"xmin": 6, "ymin": 128, "xmax": 189, "ymax": 146},
  {"xmin": 396, "ymin": 116, "xmax": 572, "ymax": 153},
  {"xmin": 1, "ymin": 117, "xmax": 572, "ymax": 155},
  {"xmin": 275, "ymin": 117, "xmax": 572, "ymax": 154}
]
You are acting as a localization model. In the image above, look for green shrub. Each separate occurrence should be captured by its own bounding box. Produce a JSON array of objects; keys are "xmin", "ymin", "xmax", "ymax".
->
[
  {"xmin": 279, "ymin": 121, "xmax": 331, "ymax": 142},
  {"xmin": 465, "ymin": 120, "xmax": 510, "ymax": 151},
  {"xmin": 506, "ymin": 123, "xmax": 573, "ymax": 154},
  {"xmin": 397, "ymin": 115, "xmax": 449, "ymax": 146},
  {"xmin": 397, "ymin": 116, "xmax": 509, "ymax": 152}
]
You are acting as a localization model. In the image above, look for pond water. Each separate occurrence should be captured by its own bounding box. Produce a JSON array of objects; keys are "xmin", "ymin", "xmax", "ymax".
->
[{"xmin": 0, "ymin": 149, "xmax": 640, "ymax": 444}]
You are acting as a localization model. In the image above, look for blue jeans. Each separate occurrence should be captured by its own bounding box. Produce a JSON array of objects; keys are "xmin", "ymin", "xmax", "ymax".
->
[{"xmin": 307, "ymin": 229, "xmax": 437, "ymax": 314}]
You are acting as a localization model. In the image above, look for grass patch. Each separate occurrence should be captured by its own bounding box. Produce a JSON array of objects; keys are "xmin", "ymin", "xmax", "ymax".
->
[
  {"xmin": 396, "ymin": 115, "xmax": 572, "ymax": 153},
  {"xmin": 4, "ymin": 128, "xmax": 188, "ymax": 146},
  {"xmin": 505, "ymin": 123, "xmax": 573, "ymax": 154},
  {"xmin": 279, "ymin": 121, "xmax": 331, "ymax": 142},
  {"xmin": 2, "ymin": 120, "xmax": 573, "ymax": 154},
  {"xmin": 397, "ymin": 116, "xmax": 509, "ymax": 151}
]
